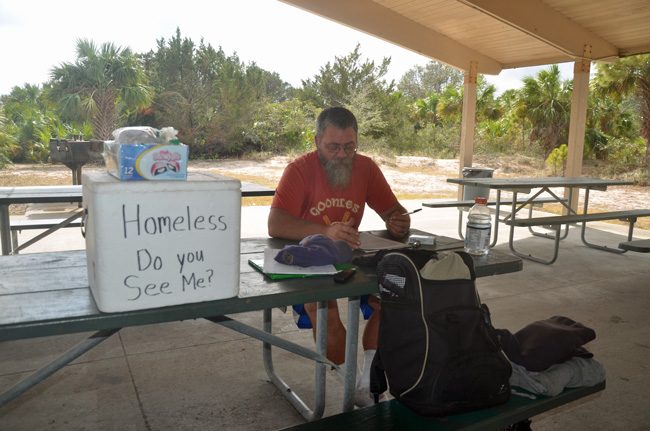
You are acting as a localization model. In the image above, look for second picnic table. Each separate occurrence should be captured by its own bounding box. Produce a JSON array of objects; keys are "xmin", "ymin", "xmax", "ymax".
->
[{"xmin": 443, "ymin": 176, "xmax": 649, "ymax": 264}]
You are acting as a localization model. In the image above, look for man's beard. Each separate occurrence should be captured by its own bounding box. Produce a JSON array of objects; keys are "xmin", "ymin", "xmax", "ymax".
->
[{"xmin": 318, "ymin": 152, "xmax": 354, "ymax": 189}]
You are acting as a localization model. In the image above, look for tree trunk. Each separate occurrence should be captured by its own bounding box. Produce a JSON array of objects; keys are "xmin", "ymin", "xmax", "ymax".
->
[{"xmin": 93, "ymin": 90, "xmax": 118, "ymax": 140}]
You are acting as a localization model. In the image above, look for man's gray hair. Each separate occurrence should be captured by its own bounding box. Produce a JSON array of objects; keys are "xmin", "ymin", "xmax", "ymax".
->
[{"xmin": 316, "ymin": 107, "xmax": 358, "ymax": 137}]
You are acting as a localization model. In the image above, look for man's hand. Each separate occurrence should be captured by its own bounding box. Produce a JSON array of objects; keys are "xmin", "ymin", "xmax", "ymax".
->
[
  {"xmin": 386, "ymin": 211, "xmax": 410, "ymax": 239},
  {"xmin": 326, "ymin": 219, "xmax": 361, "ymax": 249}
]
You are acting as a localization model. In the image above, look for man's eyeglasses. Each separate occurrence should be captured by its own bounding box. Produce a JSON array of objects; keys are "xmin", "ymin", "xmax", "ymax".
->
[{"xmin": 324, "ymin": 143, "xmax": 357, "ymax": 154}]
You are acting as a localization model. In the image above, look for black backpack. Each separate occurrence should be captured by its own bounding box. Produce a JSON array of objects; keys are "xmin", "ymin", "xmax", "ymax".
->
[{"xmin": 370, "ymin": 250, "xmax": 512, "ymax": 417}]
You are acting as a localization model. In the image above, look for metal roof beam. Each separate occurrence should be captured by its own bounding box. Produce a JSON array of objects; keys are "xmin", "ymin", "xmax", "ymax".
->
[
  {"xmin": 280, "ymin": 0, "xmax": 503, "ymax": 74},
  {"xmin": 458, "ymin": 0, "xmax": 619, "ymax": 61}
]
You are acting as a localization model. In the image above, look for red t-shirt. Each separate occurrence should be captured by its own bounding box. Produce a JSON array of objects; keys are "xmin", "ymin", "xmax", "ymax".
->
[{"xmin": 271, "ymin": 151, "xmax": 398, "ymax": 228}]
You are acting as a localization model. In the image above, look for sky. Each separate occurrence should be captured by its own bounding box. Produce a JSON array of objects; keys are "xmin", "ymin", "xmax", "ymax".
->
[{"xmin": 0, "ymin": 0, "xmax": 574, "ymax": 97}]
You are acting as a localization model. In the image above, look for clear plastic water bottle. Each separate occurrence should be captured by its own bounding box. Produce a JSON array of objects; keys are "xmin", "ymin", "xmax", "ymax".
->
[{"xmin": 464, "ymin": 197, "xmax": 491, "ymax": 255}]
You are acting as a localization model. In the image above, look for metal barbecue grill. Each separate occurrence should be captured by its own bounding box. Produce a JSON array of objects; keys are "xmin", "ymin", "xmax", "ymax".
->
[{"xmin": 49, "ymin": 138, "xmax": 103, "ymax": 184}]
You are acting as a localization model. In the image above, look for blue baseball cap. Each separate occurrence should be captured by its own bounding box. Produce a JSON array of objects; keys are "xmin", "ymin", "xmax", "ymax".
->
[{"xmin": 275, "ymin": 234, "xmax": 353, "ymax": 267}]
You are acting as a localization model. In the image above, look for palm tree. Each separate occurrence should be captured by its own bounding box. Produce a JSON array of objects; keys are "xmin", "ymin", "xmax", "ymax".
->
[
  {"xmin": 1, "ymin": 84, "xmax": 58, "ymax": 162},
  {"xmin": 516, "ymin": 65, "xmax": 572, "ymax": 156},
  {"xmin": 436, "ymin": 84, "xmax": 463, "ymax": 124},
  {"xmin": 49, "ymin": 39, "xmax": 152, "ymax": 140},
  {"xmin": 0, "ymin": 107, "xmax": 18, "ymax": 167},
  {"xmin": 593, "ymin": 55, "xmax": 650, "ymax": 179},
  {"xmin": 411, "ymin": 93, "xmax": 440, "ymax": 130},
  {"xmin": 436, "ymin": 76, "xmax": 501, "ymax": 124}
]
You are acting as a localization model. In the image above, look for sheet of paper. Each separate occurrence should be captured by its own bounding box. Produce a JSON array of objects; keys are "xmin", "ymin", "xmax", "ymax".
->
[
  {"xmin": 256, "ymin": 248, "xmax": 339, "ymax": 275},
  {"xmin": 359, "ymin": 231, "xmax": 407, "ymax": 252}
]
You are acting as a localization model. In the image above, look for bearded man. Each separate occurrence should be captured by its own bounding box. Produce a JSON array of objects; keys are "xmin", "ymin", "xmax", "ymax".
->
[{"xmin": 268, "ymin": 106, "xmax": 411, "ymax": 407}]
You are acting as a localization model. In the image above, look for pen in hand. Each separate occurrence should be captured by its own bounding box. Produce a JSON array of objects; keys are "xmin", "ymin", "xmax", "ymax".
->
[{"xmin": 401, "ymin": 208, "xmax": 422, "ymax": 216}]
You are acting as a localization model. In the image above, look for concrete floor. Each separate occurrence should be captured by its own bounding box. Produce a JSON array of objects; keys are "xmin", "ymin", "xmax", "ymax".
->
[{"xmin": 1, "ymin": 200, "xmax": 649, "ymax": 430}]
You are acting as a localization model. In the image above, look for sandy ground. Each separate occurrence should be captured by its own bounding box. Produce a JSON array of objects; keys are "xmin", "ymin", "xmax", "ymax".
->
[{"xmin": 0, "ymin": 155, "xmax": 647, "ymax": 218}]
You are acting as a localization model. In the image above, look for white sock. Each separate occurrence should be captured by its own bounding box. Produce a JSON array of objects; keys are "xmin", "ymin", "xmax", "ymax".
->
[{"xmin": 356, "ymin": 349, "xmax": 376, "ymax": 390}]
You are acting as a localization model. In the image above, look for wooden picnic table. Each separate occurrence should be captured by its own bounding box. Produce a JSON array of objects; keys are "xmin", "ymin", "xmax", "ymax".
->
[
  {"xmin": 0, "ymin": 232, "xmax": 522, "ymax": 420},
  {"xmin": 446, "ymin": 176, "xmax": 647, "ymax": 264},
  {"xmin": 446, "ymin": 176, "xmax": 634, "ymax": 231}
]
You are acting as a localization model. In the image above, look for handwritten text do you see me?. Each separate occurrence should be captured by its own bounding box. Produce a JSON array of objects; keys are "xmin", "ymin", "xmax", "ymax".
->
[{"xmin": 118, "ymin": 203, "xmax": 233, "ymax": 301}]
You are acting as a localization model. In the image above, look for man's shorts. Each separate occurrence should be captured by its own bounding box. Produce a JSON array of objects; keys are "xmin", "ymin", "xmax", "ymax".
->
[{"xmin": 292, "ymin": 295, "xmax": 375, "ymax": 329}]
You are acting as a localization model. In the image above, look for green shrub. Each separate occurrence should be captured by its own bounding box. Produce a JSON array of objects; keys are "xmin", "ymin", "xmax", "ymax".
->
[
  {"xmin": 604, "ymin": 137, "xmax": 645, "ymax": 174},
  {"xmin": 545, "ymin": 144, "xmax": 568, "ymax": 175},
  {"xmin": 246, "ymin": 100, "xmax": 317, "ymax": 154}
]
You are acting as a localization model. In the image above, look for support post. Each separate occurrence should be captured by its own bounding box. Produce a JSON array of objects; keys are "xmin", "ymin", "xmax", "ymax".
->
[
  {"xmin": 458, "ymin": 61, "xmax": 478, "ymax": 200},
  {"xmin": 565, "ymin": 45, "xmax": 591, "ymax": 212}
]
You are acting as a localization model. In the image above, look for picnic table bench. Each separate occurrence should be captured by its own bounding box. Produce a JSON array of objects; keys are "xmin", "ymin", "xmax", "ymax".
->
[
  {"xmin": 9, "ymin": 210, "xmax": 84, "ymax": 254},
  {"xmin": 422, "ymin": 196, "xmax": 560, "ymax": 209},
  {"xmin": 423, "ymin": 196, "xmax": 564, "ymax": 245},
  {"xmin": 505, "ymin": 209, "xmax": 650, "ymax": 264},
  {"xmin": 278, "ymin": 382, "xmax": 605, "ymax": 431}
]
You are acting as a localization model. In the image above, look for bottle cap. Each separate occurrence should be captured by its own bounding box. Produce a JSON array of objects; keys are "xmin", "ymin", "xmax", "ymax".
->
[{"xmin": 475, "ymin": 197, "xmax": 488, "ymax": 204}]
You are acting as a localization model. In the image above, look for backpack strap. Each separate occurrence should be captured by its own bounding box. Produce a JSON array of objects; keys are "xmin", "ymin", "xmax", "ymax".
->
[{"xmin": 370, "ymin": 349, "xmax": 387, "ymax": 403}]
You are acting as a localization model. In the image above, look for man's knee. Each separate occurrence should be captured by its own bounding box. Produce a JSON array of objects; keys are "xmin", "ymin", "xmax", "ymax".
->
[
  {"xmin": 305, "ymin": 301, "xmax": 345, "ymax": 330},
  {"xmin": 305, "ymin": 300, "xmax": 340, "ymax": 315},
  {"xmin": 304, "ymin": 302, "xmax": 317, "ymax": 314}
]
